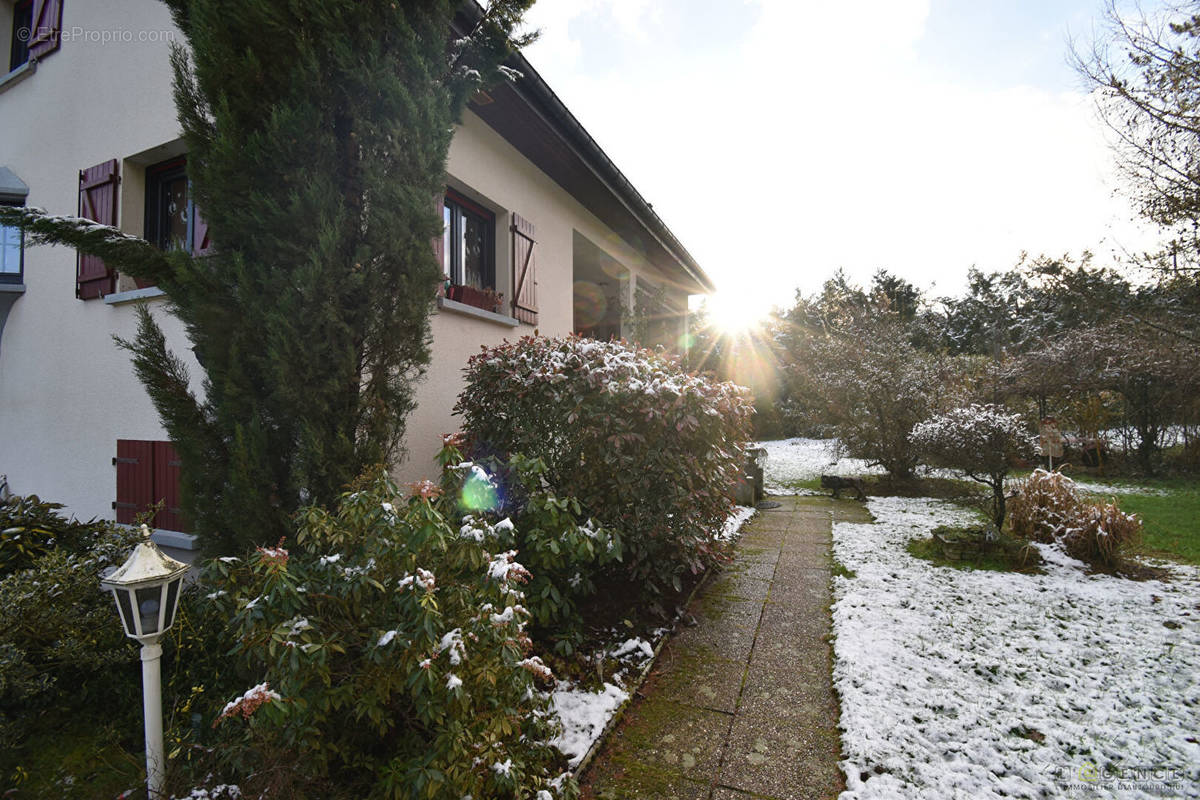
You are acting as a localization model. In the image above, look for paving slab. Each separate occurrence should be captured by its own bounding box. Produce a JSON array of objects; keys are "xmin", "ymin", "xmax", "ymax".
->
[{"xmin": 581, "ymin": 497, "xmax": 852, "ymax": 800}]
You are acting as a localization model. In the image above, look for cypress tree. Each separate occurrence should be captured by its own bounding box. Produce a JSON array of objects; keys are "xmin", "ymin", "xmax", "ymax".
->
[{"xmin": 2, "ymin": 1, "xmax": 535, "ymax": 552}]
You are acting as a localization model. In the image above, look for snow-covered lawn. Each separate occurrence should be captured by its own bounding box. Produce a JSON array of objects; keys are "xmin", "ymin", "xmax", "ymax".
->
[
  {"xmin": 756, "ymin": 438, "xmax": 885, "ymax": 493},
  {"xmin": 833, "ymin": 496, "xmax": 1200, "ymax": 799},
  {"xmin": 758, "ymin": 437, "xmax": 1200, "ymax": 798}
]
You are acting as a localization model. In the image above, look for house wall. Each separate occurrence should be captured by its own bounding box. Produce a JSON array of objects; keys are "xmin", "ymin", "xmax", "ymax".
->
[{"xmin": 0, "ymin": 0, "xmax": 682, "ymax": 519}]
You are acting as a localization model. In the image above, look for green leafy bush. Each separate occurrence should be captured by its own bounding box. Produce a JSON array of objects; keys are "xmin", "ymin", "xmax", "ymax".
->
[
  {"xmin": 456, "ymin": 336, "xmax": 753, "ymax": 606},
  {"xmin": 0, "ymin": 493, "xmax": 104, "ymax": 576},
  {"xmin": 0, "ymin": 522, "xmax": 141, "ymax": 749},
  {"xmin": 450, "ymin": 451, "xmax": 623, "ymax": 655},
  {"xmin": 195, "ymin": 467, "xmax": 575, "ymax": 799},
  {"xmin": 1009, "ymin": 469, "xmax": 1142, "ymax": 569}
]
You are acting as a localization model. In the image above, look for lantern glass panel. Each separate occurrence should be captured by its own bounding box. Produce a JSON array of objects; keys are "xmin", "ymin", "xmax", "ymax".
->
[
  {"xmin": 136, "ymin": 585, "xmax": 163, "ymax": 636},
  {"xmin": 164, "ymin": 577, "xmax": 181, "ymax": 630},
  {"xmin": 114, "ymin": 588, "xmax": 136, "ymax": 636}
]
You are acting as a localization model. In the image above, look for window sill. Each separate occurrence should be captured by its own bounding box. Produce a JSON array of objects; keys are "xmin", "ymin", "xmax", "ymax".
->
[
  {"xmin": 115, "ymin": 523, "xmax": 199, "ymax": 552},
  {"xmin": 104, "ymin": 286, "xmax": 166, "ymax": 305},
  {"xmin": 437, "ymin": 296, "xmax": 519, "ymax": 327},
  {"xmin": 0, "ymin": 60, "xmax": 36, "ymax": 95}
]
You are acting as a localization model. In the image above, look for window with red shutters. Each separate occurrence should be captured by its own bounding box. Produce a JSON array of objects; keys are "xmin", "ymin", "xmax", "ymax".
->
[
  {"xmin": 77, "ymin": 159, "xmax": 119, "ymax": 299},
  {"xmin": 114, "ymin": 439, "xmax": 189, "ymax": 532}
]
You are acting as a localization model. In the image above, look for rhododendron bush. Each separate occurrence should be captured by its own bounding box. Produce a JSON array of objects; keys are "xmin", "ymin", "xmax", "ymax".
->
[
  {"xmin": 198, "ymin": 466, "xmax": 575, "ymax": 799},
  {"xmin": 456, "ymin": 336, "xmax": 754, "ymax": 603}
]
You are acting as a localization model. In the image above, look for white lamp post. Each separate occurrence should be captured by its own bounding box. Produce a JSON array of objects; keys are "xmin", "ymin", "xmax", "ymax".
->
[{"xmin": 101, "ymin": 524, "xmax": 190, "ymax": 800}]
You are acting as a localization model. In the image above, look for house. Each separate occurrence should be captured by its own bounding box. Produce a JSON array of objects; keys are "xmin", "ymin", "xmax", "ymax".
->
[{"xmin": 0, "ymin": 0, "xmax": 713, "ymax": 550}]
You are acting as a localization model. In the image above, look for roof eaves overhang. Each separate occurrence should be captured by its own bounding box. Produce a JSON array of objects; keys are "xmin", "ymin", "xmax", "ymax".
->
[{"xmin": 453, "ymin": 6, "xmax": 716, "ymax": 295}]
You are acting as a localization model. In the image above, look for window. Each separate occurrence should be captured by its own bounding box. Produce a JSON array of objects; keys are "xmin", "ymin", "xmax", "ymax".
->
[
  {"xmin": 146, "ymin": 157, "xmax": 194, "ymax": 252},
  {"xmin": 442, "ymin": 189, "xmax": 495, "ymax": 291},
  {"xmin": 9, "ymin": 0, "xmax": 30, "ymax": 72},
  {"xmin": 0, "ymin": 209, "xmax": 21, "ymax": 284}
]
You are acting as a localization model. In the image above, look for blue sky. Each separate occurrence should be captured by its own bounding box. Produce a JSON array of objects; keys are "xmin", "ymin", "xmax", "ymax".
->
[{"xmin": 518, "ymin": 0, "xmax": 1162, "ymax": 319}]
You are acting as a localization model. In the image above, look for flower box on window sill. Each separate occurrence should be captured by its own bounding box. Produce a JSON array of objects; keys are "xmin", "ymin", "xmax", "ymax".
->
[{"xmin": 447, "ymin": 284, "xmax": 503, "ymax": 314}]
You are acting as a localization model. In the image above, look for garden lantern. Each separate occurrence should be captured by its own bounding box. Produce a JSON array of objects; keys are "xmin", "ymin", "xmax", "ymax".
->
[{"xmin": 101, "ymin": 524, "xmax": 190, "ymax": 800}]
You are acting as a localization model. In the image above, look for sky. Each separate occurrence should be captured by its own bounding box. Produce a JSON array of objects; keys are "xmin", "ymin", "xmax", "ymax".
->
[{"xmin": 517, "ymin": 0, "xmax": 1163, "ymax": 319}]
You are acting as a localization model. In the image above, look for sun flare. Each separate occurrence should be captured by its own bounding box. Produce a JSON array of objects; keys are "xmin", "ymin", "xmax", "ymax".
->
[{"xmin": 702, "ymin": 289, "xmax": 770, "ymax": 336}]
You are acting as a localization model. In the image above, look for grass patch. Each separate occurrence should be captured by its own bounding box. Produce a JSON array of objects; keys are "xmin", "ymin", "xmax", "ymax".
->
[
  {"xmin": 906, "ymin": 531, "xmax": 1043, "ymax": 574},
  {"xmin": 1061, "ymin": 475, "xmax": 1200, "ymax": 565},
  {"xmin": 831, "ymin": 560, "xmax": 856, "ymax": 580}
]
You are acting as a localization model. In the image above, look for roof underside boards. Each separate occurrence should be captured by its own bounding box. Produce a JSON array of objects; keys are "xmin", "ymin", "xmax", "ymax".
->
[{"xmin": 454, "ymin": 9, "xmax": 714, "ymax": 295}]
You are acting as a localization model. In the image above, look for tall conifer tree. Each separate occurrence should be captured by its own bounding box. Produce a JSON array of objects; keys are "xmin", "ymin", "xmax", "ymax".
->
[{"xmin": 2, "ymin": 1, "xmax": 535, "ymax": 552}]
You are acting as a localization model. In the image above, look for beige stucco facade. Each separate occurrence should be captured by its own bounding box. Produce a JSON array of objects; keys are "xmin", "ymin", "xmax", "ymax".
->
[{"xmin": 0, "ymin": 0, "xmax": 703, "ymax": 539}]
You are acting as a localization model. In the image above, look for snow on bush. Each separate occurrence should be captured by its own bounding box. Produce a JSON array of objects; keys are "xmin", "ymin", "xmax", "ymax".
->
[
  {"xmin": 197, "ymin": 466, "xmax": 575, "ymax": 799},
  {"xmin": 457, "ymin": 335, "xmax": 754, "ymax": 601},
  {"xmin": 1010, "ymin": 469, "xmax": 1142, "ymax": 569},
  {"xmin": 911, "ymin": 404, "xmax": 1036, "ymax": 527},
  {"xmin": 833, "ymin": 495, "xmax": 1199, "ymax": 799}
]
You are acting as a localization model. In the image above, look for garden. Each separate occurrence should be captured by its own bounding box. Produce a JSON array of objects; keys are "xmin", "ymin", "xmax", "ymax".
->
[
  {"xmin": 0, "ymin": 336, "xmax": 757, "ymax": 799},
  {"xmin": 758, "ymin": 437, "xmax": 1199, "ymax": 799}
]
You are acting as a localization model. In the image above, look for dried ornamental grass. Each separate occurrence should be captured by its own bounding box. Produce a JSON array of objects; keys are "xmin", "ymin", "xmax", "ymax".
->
[{"xmin": 1009, "ymin": 469, "xmax": 1141, "ymax": 569}]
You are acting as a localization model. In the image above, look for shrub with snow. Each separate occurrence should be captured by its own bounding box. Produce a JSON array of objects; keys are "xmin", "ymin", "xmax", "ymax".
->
[
  {"xmin": 456, "ymin": 336, "xmax": 754, "ymax": 606},
  {"xmin": 195, "ymin": 467, "xmax": 576, "ymax": 799},
  {"xmin": 911, "ymin": 404, "xmax": 1036, "ymax": 527},
  {"xmin": 449, "ymin": 450, "xmax": 624, "ymax": 655},
  {"xmin": 1009, "ymin": 469, "xmax": 1142, "ymax": 569}
]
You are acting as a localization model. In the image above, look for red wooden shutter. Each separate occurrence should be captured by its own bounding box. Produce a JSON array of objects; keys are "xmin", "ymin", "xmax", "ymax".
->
[
  {"xmin": 511, "ymin": 213, "xmax": 537, "ymax": 324},
  {"xmin": 153, "ymin": 441, "xmax": 188, "ymax": 532},
  {"xmin": 114, "ymin": 440, "xmax": 154, "ymax": 525},
  {"xmin": 77, "ymin": 159, "xmax": 119, "ymax": 299},
  {"xmin": 28, "ymin": 0, "xmax": 62, "ymax": 60}
]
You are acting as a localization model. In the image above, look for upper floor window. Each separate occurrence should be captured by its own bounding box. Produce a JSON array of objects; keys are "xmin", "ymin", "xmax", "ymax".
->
[
  {"xmin": 0, "ymin": 212, "xmax": 21, "ymax": 284},
  {"xmin": 9, "ymin": 0, "xmax": 61, "ymax": 72},
  {"xmin": 146, "ymin": 158, "xmax": 192, "ymax": 251},
  {"xmin": 9, "ymin": 0, "xmax": 31, "ymax": 72},
  {"xmin": 145, "ymin": 156, "xmax": 211, "ymax": 256},
  {"xmin": 442, "ymin": 189, "xmax": 495, "ymax": 291}
]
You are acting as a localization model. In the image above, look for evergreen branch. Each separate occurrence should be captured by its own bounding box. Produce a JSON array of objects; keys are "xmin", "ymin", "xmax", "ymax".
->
[
  {"xmin": 0, "ymin": 205, "xmax": 173, "ymax": 285},
  {"xmin": 113, "ymin": 304, "xmax": 214, "ymax": 450}
]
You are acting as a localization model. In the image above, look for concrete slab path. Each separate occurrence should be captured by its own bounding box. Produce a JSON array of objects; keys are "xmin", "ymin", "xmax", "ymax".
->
[{"xmin": 580, "ymin": 496, "xmax": 873, "ymax": 800}]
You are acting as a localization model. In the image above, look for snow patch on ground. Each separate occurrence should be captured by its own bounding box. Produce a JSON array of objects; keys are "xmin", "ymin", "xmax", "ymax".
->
[
  {"xmin": 832, "ymin": 495, "xmax": 1200, "ymax": 799},
  {"xmin": 550, "ymin": 681, "xmax": 630, "ymax": 768},
  {"xmin": 718, "ymin": 505, "xmax": 756, "ymax": 541},
  {"xmin": 757, "ymin": 438, "xmax": 885, "ymax": 493},
  {"xmin": 1068, "ymin": 480, "xmax": 1169, "ymax": 497}
]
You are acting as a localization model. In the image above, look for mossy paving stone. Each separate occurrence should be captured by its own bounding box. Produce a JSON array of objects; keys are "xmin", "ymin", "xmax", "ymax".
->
[
  {"xmin": 711, "ymin": 787, "xmax": 781, "ymax": 799},
  {"xmin": 670, "ymin": 610, "xmax": 759, "ymax": 662},
  {"xmin": 581, "ymin": 758, "xmax": 711, "ymax": 800},
  {"xmin": 733, "ymin": 542, "xmax": 781, "ymax": 565},
  {"xmin": 717, "ymin": 710, "xmax": 843, "ymax": 800},
  {"xmin": 722, "ymin": 557, "xmax": 779, "ymax": 583},
  {"xmin": 736, "ymin": 661, "xmax": 838, "ymax": 722},
  {"xmin": 647, "ymin": 641, "xmax": 747, "ymax": 714},
  {"xmin": 603, "ymin": 699, "xmax": 731, "ymax": 778}
]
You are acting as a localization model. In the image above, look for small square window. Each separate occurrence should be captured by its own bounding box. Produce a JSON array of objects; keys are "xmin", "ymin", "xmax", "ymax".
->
[{"xmin": 0, "ymin": 210, "xmax": 22, "ymax": 284}]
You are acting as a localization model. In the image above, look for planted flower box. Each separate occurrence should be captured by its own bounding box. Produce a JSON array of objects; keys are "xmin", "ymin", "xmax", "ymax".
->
[{"xmin": 447, "ymin": 284, "xmax": 503, "ymax": 314}]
